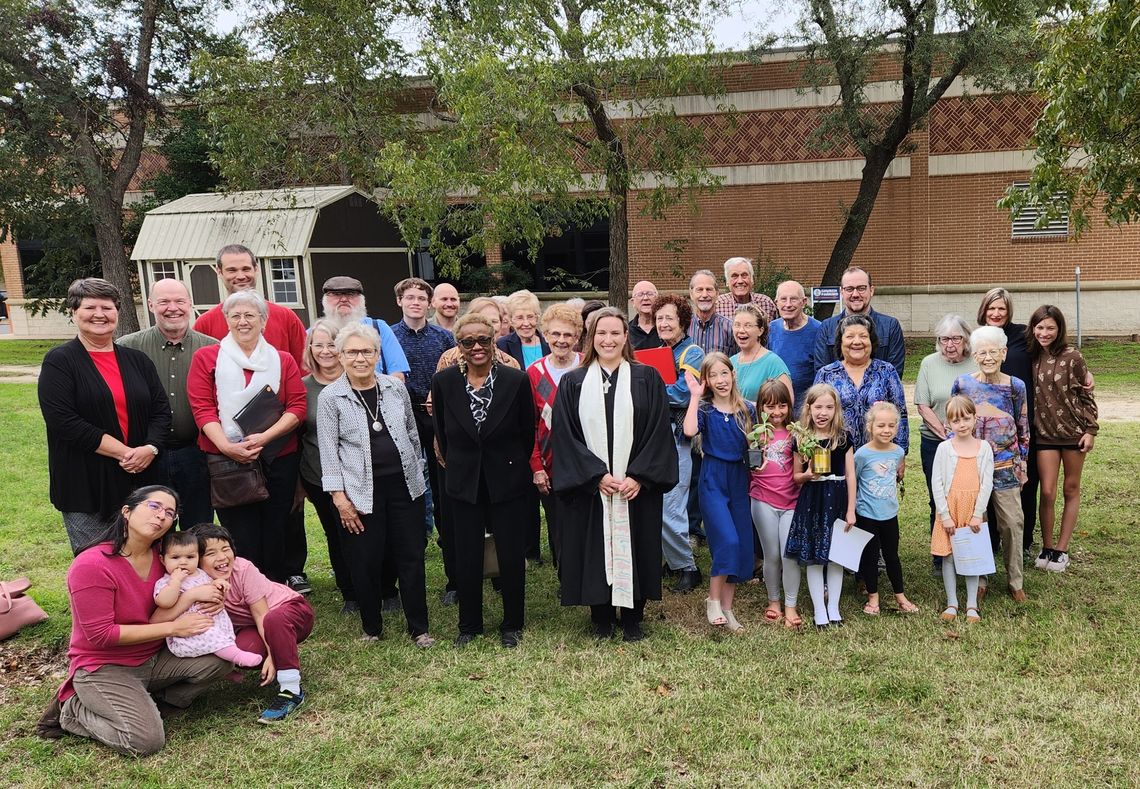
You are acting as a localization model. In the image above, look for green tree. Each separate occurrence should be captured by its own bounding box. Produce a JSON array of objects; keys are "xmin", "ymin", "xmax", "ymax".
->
[
  {"xmin": 784, "ymin": 0, "xmax": 1036, "ymax": 317},
  {"xmin": 384, "ymin": 0, "xmax": 731, "ymax": 305},
  {"xmin": 1002, "ymin": 0, "xmax": 1140, "ymax": 232},
  {"xmin": 0, "ymin": 0, "xmax": 217, "ymax": 332}
]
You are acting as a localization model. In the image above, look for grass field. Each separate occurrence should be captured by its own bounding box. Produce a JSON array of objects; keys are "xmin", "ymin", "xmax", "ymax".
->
[{"xmin": 2, "ymin": 380, "xmax": 1139, "ymax": 786}]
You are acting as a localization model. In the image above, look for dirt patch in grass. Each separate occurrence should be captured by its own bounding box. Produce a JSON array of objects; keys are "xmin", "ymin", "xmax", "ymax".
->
[{"xmin": 0, "ymin": 642, "xmax": 66, "ymax": 706}]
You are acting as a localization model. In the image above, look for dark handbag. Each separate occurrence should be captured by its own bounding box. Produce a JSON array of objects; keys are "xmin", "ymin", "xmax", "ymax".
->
[
  {"xmin": 233, "ymin": 385, "xmax": 287, "ymax": 465},
  {"xmin": 206, "ymin": 453, "xmax": 269, "ymax": 509},
  {"xmin": 0, "ymin": 578, "xmax": 48, "ymax": 640}
]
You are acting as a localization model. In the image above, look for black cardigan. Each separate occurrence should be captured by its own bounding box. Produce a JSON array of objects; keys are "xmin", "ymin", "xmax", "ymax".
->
[
  {"xmin": 430, "ymin": 364, "xmax": 536, "ymax": 504},
  {"xmin": 38, "ymin": 338, "xmax": 171, "ymax": 518},
  {"xmin": 496, "ymin": 331, "xmax": 550, "ymax": 370}
]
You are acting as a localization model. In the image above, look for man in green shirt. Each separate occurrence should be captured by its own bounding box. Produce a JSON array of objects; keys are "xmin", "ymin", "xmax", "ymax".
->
[{"xmin": 119, "ymin": 278, "xmax": 218, "ymax": 527}]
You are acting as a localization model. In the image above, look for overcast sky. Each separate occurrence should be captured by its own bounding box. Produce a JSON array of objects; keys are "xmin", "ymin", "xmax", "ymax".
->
[{"xmin": 214, "ymin": 1, "xmax": 800, "ymax": 53}]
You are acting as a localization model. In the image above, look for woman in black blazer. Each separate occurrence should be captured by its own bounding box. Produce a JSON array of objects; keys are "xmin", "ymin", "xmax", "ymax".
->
[
  {"xmin": 432, "ymin": 311, "xmax": 537, "ymax": 648},
  {"xmin": 38, "ymin": 278, "xmax": 171, "ymax": 554}
]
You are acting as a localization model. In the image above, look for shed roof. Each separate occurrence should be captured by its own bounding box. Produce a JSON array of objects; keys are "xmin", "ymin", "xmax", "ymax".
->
[{"xmin": 131, "ymin": 186, "xmax": 373, "ymax": 261}]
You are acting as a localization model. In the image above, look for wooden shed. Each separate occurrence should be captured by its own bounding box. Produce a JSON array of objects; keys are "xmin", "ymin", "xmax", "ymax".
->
[{"xmin": 131, "ymin": 186, "xmax": 411, "ymax": 325}]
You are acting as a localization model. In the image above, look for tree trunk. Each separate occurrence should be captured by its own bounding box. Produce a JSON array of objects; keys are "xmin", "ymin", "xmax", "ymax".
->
[
  {"xmin": 813, "ymin": 149, "xmax": 894, "ymax": 319},
  {"xmin": 89, "ymin": 190, "xmax": 141, "ymax": 335},
  {"xmin": 608, "ymin": 187, "xmax": 629, "ymax": 307}
]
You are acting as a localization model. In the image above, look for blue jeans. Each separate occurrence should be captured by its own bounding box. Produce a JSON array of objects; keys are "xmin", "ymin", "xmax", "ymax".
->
[
  {"xmin": 158, "ymin": 444, "xmax": 213, "ymax": 529},
  {"xmin": 661, "ymin": 436, "xmax": 697, "ymax": 572}
]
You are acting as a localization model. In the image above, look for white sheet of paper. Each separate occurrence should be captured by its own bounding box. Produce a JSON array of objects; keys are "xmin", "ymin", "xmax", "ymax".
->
[
  {"xmin": 827, "ymin": 519, "xmax": 874, "ymax": 571},
  {"xmin": 950, "ymin": 525, "xmax": 997, "ymax": 576}
]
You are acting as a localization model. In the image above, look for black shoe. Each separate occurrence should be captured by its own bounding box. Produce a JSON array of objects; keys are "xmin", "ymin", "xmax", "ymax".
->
[
  {"xmin": 382, "ymin": 595, "xmax": 401, "ymax": 613},
  {"xmin": 662, "ymin": 564, "xmax": 678, "ymax": 578},
  {"xmin": 592, "ymin": 622, "xmax": 614, "ymax": 640},
  {"xmin": 454, "ymin": 632, "xmax": 479, "ymax": 647},
  {"xmin": 527, "ymin": 554, "xmax": 545, "ymax": 567},
  {"xmin": 35, "ymin": 697, "xmax": 65, "ymax": 740},
  {"xmin": 440, "ymin": 589, "xmax": 458, "ymax": 606},
  {"xmin": 500, "ymin": 629, "xmax": 521, "ymax": 648},
  {"xmin": 621, "ymin": 622, "xmax": 645, "ymax": 642},
  {"xmin": 340, "ymin": 600, "xmax": 359, "ymax": 615},
  {"xmin": 671, "ymin": 569, "xmax": 702, "ymax": 593},
  {"xmin": 286, "ymin": 575, "xmax": 312, "ymax": 595}
]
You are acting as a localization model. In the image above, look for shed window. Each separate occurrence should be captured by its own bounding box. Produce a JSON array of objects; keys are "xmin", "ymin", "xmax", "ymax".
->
[
  {"xmin": 268, "ymin": 258, "xmax": 301, "ymax": 305},
  {"xmin": 152, "ymin": 261, "xmax": 177, "ymax": 281},
  {"xmin": 1010, "ymin": 182, "xmax": 1069, "ymax": 239}
]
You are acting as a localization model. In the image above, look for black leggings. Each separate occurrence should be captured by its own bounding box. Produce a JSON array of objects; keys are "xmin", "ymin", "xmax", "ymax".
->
[{"xmin": 857, "ymin": 514, "xmax": 904, "ymax": 595}]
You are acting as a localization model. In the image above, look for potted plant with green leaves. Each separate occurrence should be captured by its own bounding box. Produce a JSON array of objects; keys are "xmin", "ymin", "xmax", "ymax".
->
[
  {"xmin": 746, "ymin": 411, "xmax": 775, "ymax": 469},
  {"xmin": 788, "ymin": 422, "xmax": 830, "ymax": 474}
]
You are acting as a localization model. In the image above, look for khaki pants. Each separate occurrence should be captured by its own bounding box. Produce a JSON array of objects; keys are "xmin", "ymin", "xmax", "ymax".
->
[
  {"xmin": 990, "ymin": 487, "xmax": 1025, "ymax": 592},
  {"xmin": 60, "ymin": 649, "xmax": 230, "ymax": 757}
]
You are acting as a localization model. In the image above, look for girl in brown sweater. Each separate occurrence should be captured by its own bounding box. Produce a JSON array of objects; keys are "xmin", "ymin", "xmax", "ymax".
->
[{"xmin": 1027, "ymin": 305, "xmax": 1098, "ymax": 574}]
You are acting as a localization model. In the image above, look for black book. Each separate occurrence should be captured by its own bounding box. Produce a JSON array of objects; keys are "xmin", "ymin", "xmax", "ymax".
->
[{"xmin": 233, "ymin": 385, "xmax": 287, "ymax": 465}]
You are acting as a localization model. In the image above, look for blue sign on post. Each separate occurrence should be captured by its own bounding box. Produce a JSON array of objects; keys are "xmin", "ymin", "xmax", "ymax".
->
[{"xmin": 811, "ymin": 286, "xmax": 841, "ymax": 309}]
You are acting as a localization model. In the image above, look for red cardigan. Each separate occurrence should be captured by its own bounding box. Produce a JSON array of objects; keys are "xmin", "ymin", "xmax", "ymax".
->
[
  {"xmin": 527, "ymin": 356, "xmax": 567, "ymax": 475},
  {"xmin": 187, "ymin": 345, "xmax": 307, "ymax": 456}
]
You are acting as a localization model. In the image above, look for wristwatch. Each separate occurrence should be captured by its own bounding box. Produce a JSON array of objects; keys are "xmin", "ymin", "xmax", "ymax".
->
[{"xmin": 148, "ymin": 445, "xmax": 159, "ymax": 456}]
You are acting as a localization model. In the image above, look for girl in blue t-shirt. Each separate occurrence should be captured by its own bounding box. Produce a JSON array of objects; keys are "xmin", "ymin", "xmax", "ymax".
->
[{"xmin": 854, "ymin": 401, "xmax": 919, "ymax": 615}]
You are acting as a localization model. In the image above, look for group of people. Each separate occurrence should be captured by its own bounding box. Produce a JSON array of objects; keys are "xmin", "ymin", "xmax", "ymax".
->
[{"xmin": 33, "ymin": 249, "xmax": 1098, "ymax": 755}]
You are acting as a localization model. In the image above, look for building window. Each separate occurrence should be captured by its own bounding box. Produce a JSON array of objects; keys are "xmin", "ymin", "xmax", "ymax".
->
[
  {"xmin": 152, "ymin": 261, "xmax": 177, "ymax": 281},
  {"xmin": 267, "ymin": 258, "xmax": 301, "ymax": 305},
  {"xmin": 1010, "ymin": 182, "xmax": 1069, "ymax": 239}
]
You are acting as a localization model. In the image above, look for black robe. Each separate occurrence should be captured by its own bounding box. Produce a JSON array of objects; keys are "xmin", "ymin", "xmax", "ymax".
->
[{"xmin": 552, "ymin": 363, "xmax": 679, "ymax": 606}]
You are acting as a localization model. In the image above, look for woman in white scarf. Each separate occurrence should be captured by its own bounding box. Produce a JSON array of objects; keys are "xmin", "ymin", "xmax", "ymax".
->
[
  {"xmin": 187, "ymin": 290, "xmax": 307, "ymax": 581},
  {"xmin": 552, "ymin": 308, "xmax": 679, "ymax": 643}
]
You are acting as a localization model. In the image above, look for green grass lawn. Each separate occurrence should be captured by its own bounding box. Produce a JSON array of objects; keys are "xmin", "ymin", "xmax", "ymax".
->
[
  {"xmin": 0, "ymin": 340, "xmax": 63, "ymax": 366},
  {"xmin": 2, "ymin": 381, "xmax": 1140, "ymax": 785}
]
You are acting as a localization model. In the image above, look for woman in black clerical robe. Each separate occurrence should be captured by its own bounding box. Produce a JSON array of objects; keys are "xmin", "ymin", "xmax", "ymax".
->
[{"xmin": 552, "ymin": 307, "xmax": 678, "ymax": 642}]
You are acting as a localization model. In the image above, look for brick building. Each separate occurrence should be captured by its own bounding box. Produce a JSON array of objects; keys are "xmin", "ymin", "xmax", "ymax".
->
[{"xmin": 4, "ymin": 52, "xmax": 1139, "ymax": 336}]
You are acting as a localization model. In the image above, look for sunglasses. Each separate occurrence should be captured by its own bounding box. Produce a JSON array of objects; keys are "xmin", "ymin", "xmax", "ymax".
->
[{"xmin": 457, "ymin": 335, "xmax": 495, "ymax": 349}]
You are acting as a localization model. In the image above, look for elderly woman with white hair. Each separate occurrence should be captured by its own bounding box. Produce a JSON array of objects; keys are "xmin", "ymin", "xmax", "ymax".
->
[
  {"xmin": 318, "ymin": 322, "xmax": 434, "ymax": 647},
  {"xmin": 188, "ymin": 289, "xmax": 307, "ymax": 581},
  {"xmin": 497, "ymin": 289, "xmax": 551, "ymax": 371},
  {"xmin": 950, "ymin": 325, "xmax": 1031, "ymax": 603},
  {"xmin": 915, "ymin": 315, "xmax": 978, "ymax": 548}
]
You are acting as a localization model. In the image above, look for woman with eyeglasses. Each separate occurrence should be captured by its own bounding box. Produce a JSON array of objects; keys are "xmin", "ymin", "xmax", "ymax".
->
[
  {"xmin": 951, "ymin": 325, "xmax": 1031, "ymax": 603},
  {"xmin": 318, "ymin": 323, "xmax": 434, "ymax": 647},
  {"xmin": 37, "ymin": 485, "xmax": 232, "ymax": 756},
  {"xmin": 431, "ymin": 312, "xmax": 536, "ymax": 648},
  {"xmin": 914, "ymin": 315, "xmax": 978, "ymax": 561},
  {"xmin": 186, "ymin": 289, "xmax": 306, "ymax": 582}
]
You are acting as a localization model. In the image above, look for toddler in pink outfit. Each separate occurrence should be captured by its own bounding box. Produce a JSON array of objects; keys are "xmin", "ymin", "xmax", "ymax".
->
[{"xmin": 153, "ymin": 532, "xmax": 262, "ymax": 667}]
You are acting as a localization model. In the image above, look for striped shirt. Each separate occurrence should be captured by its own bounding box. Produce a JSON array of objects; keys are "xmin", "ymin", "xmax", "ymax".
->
[{"xmin": 689, "ymin": 312, "xmax": 738, "ymax": 356}]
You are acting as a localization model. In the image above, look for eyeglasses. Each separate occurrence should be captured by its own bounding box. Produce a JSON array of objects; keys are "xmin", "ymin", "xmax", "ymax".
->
[
  {"xmin": 310, "ymin": 343, "xmax": 337, "ymax": 352},
  {"xmin": 632, "ymin": 291, "xmax": 657, "ymax": 299},
  {"xmin": 841, "ymin": 285, "xmax": 870, "ymax": 294},
  {"xmin": 938, "ymin": 336, "xmax": 965, "ymax": 345},
  {"xmin": 458, "ymin": 335, "xmax": 495, "ymax": 349},
  {"xmin": 341, "ymin": 348, "xmax": 378, "ymax": 359},
  {"xmin": 226, "ymin": 312, "xmax": 260, "ymax": 322},
  {"xmin": 144, "ymin": 500, "xmax": 177, "ymax": 521},
  {"xmin": 974, "ymin": 349, "xmax": 1003, "ymax": 359}
]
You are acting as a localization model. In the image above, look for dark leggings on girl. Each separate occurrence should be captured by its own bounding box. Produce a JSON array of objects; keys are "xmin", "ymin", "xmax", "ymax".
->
[{"xmin": 857, "ymin": 514, "xmax": 904, "ymax": 595}]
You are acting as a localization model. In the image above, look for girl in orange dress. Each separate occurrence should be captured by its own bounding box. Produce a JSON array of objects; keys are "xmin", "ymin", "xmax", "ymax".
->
[{"xmin": 931, "ymin": 396, "xmax": 994, "ymax": 623}]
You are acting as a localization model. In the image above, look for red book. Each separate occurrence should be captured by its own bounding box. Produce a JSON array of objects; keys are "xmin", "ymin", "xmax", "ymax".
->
[{"xmin": 634, "ymin": 346, "xmax": 677, "ymax": 384}]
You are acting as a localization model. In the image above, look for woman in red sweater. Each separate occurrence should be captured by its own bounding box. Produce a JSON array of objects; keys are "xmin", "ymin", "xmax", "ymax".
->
[{"xmin": 36, "ymin": 485, "xmax": 232, "ymax": 756}]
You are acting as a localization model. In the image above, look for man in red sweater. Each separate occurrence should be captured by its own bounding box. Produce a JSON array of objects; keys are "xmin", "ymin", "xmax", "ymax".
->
[
  {"xmin": 192, "ymin": 243, "xmax": 311, "ymax": 595},
  {"xmin": 192, "ymin": 244, "xmax": 307, "ymax": 367}
]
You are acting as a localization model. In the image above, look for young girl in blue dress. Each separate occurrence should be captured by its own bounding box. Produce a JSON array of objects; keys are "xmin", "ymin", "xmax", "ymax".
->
[
  {"xmin": 683, "ymin": 352, "xmax": 756, "ymax": 632},
  {"xmin": 785, "ymin": 383, "xmax": 856, "ymax": 629}
]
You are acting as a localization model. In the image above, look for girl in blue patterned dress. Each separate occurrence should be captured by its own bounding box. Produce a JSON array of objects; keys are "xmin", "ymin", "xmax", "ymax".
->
[
  {"xmin": 683, "ymin": 352, "xmax": 756, "ymax": 632},
  {"xmin": 785, "ymin": 383, "xmax": 856, "ymax": 629}
]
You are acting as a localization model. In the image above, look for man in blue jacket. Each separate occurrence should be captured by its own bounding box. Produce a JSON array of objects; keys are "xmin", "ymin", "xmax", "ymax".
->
[{"xmin": 811, "ymin": 266, "xmax": 906, "ymax": 376}]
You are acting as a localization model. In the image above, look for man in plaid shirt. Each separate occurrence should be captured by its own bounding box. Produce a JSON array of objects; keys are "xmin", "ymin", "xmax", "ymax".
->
[{"xmin": 714, "ymin": 257, "xmax": 778, "ymax": 324}]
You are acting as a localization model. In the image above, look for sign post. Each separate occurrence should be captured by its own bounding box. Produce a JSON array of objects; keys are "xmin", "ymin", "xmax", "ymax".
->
[{"xmin": 811, "ymin": 286, "xmax": 841, "ymax": 313}]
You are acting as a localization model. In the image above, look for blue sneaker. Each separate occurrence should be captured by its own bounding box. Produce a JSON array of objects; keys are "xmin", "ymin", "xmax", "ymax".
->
[{"xmin": 257, "ymin": 689, "xmax": 304, "ymax": 724}]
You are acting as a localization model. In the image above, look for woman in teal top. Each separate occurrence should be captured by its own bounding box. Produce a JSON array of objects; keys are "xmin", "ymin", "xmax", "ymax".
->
[{"xmin": 729, "ymin": 304, "xmax": 792, "ymax": 403}]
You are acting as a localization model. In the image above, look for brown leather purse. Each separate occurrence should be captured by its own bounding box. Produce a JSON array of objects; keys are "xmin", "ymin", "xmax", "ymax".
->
[
  {"xmin": 0, "ymin": 578, "xmax": 48, "ymax": 640},
  {"xmin": 206, "ymin": 454, "xmax": 269, "ymax": 509}
]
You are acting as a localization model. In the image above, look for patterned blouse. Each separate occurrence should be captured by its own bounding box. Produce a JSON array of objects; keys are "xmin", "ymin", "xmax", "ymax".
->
[
  {"xmin": 950, "ymin": 373, "xmax": 1029, "ymax": 491},
  {"xmin": 465, "ymin": 365, "xmax": 498, "ymax": 431},
  {"xmin": 814, "ymin": 359, "xmax": 909, "ymax": 454}
]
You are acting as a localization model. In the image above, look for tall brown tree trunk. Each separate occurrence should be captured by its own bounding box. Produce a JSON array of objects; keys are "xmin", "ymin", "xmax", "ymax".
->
[
  {"xmin": 89, "ymin": 190, "xmax": 140, "ymax": 335},
  {"xmin": 608, "ymin": 186, "xmax": 629, "ymax": 308},
  {"xmin": 814, "ymin": 149, "xmax": 894, "ymax": 319}
]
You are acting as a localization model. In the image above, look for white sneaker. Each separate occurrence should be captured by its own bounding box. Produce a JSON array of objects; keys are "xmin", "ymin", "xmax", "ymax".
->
[
  {"xmin": 1034, "ymin": 550, "xmax": 1052, "ymax": 570},
  {"xmin": 1045, "ymin": 552, "xmax": 1070, "ymax": 573}
]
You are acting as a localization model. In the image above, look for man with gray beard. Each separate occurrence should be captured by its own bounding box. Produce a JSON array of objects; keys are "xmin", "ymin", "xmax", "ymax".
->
[{"xmin": 319, "ymin": 276, "xmax": 409, "ymax": 380}]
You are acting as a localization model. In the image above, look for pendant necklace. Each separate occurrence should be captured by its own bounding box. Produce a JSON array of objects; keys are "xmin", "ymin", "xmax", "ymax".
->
[
  {"xmin": 354, "ymin": 385, "xmax": 383, "ymax": 432},
  {"xmin": 600, "ymin": 367, "xmax": 615, "ymax": 394}
]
